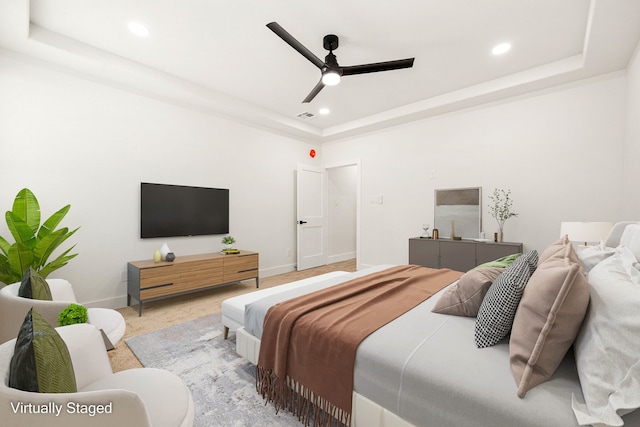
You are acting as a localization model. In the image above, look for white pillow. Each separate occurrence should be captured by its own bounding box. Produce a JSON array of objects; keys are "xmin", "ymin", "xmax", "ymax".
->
[
  {"xmin": 572, "ymin": 246, "xmax": 640, "ymax": 426},
  {"xmin": 576, "ymin": 242, "xmax": 615, "ymax": 275},
  {"xmin": 620, "ymin": 224, "xmax": 640, "ymax": 262}
]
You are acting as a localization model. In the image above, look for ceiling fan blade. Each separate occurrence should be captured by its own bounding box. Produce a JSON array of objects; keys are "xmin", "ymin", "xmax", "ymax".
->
[
  {"xmin": 267, "ymin": 22, "xmax": 325, "ymax": 69},
  {"xmin": 341, "ymin": 58, "xmax": 415, "ymax": 76},
  {"xmin": 303, "ymin": 79, "xmax": 325, "ymax": 103}
]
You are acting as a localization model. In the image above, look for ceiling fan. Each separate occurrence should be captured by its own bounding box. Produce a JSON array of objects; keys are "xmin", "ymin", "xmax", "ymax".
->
[{"xmin": 266, "ymin": 22, "xmax": 415, "ymax": 103}]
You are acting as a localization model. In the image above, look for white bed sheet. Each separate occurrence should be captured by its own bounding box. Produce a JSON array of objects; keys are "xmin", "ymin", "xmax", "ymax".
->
[
  {"xmin": 221, "ymin": 271, "xmax": 350, "ymax": 333},
  {"xmin": 353, "ymin": 286, "xmax": 585, "ymax": 427}
]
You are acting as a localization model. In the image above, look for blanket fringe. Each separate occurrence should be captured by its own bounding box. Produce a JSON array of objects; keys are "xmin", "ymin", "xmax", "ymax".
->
[{"xmin": 257, "ymin": 366, "xmax": 350, "ymax": 427}]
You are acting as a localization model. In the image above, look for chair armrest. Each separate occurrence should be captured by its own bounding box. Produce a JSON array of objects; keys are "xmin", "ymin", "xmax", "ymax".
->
[
  {"xmin": 47, "ymin": 279, "xmax": 78, "ymax": 302},
  {"xmin": 0, "ymin": 283, "xmax": 74, "ymax": 343},
  {"xmin": 56, "ymin": 324, "xmax": 113, "ymax": 389}
]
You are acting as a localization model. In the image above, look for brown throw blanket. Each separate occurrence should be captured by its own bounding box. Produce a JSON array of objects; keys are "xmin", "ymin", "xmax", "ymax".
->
[{"xmin": 256, "ymin": 265, "xmax": 463, "ymax": 426}]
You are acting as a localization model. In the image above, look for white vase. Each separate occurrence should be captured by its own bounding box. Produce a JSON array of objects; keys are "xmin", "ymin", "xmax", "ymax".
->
[{"xmin": 160, "ymin": 243, "xmax": 171, "ymax": 260}]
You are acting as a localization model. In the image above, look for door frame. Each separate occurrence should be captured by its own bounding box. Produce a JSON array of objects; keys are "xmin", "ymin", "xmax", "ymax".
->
[{"xmin": 324, "ymin": 159, "xmax": 361, "ymax": 270}]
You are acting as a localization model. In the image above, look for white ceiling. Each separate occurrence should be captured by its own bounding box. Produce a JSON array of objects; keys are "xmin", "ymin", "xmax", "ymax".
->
[{"xmin": 1, "ymin": 0, "xmax": 639, "ymax": 142}]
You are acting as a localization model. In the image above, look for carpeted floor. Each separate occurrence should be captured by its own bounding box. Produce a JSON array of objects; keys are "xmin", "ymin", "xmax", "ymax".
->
[
  {"xmin": 109, "ymin": 259, "xmax": 356, "ymax": 372},
  {"xmin": 126, "ymin": 312, "xmax": 303, "ymax": 427}
]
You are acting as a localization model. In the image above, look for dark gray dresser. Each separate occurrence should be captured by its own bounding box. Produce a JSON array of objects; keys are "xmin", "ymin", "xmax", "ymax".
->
[{"xmin": 408, "ymin": 238, "xmax": 523, "ymax": 272}]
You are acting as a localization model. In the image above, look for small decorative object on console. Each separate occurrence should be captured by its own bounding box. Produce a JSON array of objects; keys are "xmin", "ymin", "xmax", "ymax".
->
[
  {"xmin": 159, "ymin": 243, "xmax": 171, "ymax": 260},
  {"xmin": 220, "ymin": 248, "xmax": 240, "ymax": 255},
  {"xmin": 221, "ymin": 235, "xmax": 236, "ymax": 249},
  {"xmin": 165, "ymin": 252, "xmax": 176, "ymax": 262}
]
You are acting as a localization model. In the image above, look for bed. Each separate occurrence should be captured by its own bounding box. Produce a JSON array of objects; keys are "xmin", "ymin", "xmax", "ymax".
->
[
  {"xmin": 221, "ymin": 271, "xmax": 350, "ymax": 339},
  {"xmin": 224, "ymin": 222, "xmax": 640, "ymax": 427}
]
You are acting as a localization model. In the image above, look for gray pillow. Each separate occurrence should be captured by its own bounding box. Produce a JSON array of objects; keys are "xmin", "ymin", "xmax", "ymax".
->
[{"xmin": 474, "ymin": 250, "xmax": 538, "ymax": 348}]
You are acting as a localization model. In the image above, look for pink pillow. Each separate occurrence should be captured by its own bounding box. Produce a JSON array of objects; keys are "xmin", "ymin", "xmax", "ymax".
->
[
  {"xmin": 431, "ymin": 267, "xmax": 504, "ymax": 317},
  {"xmin": 510, "ymin": 237, "xmax": 589, "ymax": 397}
]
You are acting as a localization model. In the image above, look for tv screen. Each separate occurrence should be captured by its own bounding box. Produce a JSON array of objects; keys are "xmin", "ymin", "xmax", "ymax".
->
[{"xmin": 140, "ymin": 183, "xmax": 229, "ymax": 238}]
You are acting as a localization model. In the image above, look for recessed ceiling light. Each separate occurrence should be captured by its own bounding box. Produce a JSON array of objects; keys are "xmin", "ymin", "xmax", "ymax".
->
[
  {"xmin": 492, "ymin": 43, "xmax": 511, "ymax": 55},
  {"xmin": 319, "ymin": 108, "xmax": 330, "ymax": 115},
  {"xmin": 128, "ymin": 21, "xmax": 150, "ymax": 37},
  {"xmin": 492, "ymin": 42, "xmax": 511, "ymax": 55}
]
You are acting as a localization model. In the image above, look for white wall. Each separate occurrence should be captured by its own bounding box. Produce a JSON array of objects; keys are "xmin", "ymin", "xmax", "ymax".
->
[
  {"xmin": 0, "ymin": 51, "xmax": 319, "ymax": 307},
  {"xmin": 322, "ymin": 72, "xmax": 628, "ymax": 268},
  {"xmin": 1, "ymin": 47, "xmax": 635, "ymax": 306},
  {"xmin": 624, "ymin": 42, "xmax": 640, "ymax": 217}
]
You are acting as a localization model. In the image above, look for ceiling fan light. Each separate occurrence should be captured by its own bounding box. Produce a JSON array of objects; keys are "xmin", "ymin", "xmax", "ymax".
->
[{"xmin": 322, "ymin": 70, "xmax": 341, "ymax": 86}]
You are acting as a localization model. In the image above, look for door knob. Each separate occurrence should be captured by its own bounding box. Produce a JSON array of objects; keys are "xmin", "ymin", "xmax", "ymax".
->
[{"xmin": 298, "ymin": 220, "xmax": 308, "ymax": 224}]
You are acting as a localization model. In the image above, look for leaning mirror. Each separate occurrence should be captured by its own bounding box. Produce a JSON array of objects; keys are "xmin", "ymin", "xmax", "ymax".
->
[{"xmin": 434, "ymin": 187, "xmax": 481, "ymax": 239}]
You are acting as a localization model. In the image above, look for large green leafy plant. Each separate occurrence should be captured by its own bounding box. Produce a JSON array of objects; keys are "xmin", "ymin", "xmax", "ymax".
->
[{"xmin": 0, "ymin": 188, "xmax": 79, "ymax": 284}]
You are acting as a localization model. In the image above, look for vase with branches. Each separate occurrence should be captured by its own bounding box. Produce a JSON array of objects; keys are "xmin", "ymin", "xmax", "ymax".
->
[{"xmin": 488, "ymin": 188, "xmax": 518, "ymax": 242}]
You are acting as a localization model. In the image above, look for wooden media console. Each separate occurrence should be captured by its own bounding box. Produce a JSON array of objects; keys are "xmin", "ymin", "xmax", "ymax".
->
[{"xmin": 127, "ymin": 250, "xmax": 259, "ymax": 316}]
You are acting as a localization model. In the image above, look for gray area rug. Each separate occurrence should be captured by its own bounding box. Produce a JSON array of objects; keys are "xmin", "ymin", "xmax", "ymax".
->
[{"xmin": 125, "ymin": 313, "xmax": 301, "ymax": 427}]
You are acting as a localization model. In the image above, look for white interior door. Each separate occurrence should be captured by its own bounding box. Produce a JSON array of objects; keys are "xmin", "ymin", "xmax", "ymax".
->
[{"xmin": 296, "ymin": 163, "xmax": 327, "ymax": 270}]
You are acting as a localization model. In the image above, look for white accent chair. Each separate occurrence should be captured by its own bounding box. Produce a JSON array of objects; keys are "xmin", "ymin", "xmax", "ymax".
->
[
  {"xmin": 0, "ymin": 279, "xmax": 126, "ymax": 345},
  {"xmin": 0, "ymin": 323, "xmax": 194, "ymax": 427}
]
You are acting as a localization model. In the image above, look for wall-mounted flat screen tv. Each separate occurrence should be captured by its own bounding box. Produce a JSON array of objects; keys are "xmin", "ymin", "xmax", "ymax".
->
[{"xmin": 140, "ymin": 182, "xmax": 229, "ymax": 238}]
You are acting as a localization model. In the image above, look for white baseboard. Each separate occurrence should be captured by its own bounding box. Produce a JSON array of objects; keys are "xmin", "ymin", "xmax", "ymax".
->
[
  {"xmin": 327, "ymin": 251, "xmax": 356, "ymax": 264},
  {"xmin": 357, "ymin": 262, "xmax": 375, "ymax": 270},
  {"xmin": 259, "ymin": 263, "xmax": 297, "ymax": 277}
]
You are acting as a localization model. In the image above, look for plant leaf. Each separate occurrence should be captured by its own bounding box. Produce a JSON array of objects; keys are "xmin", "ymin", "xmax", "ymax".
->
[
  {"xmin": 38, "ymin": 250, "xmax": 78, "ymax": 278},
  {"xmin": 33, "ymin": 228, "xmax": 67, "ymax": 268},
  {"xmin": 7, "ymin": 242, "xmax": 34, "ymax": 277},
  {"xmin": 0, "ymin": 235, "xmax": 11, "ymax": 256},
  {"xmin": 11, "ymin": 188, "xmax": 40, "ymax": 234},
  {"xmin": 37, "ymin": 204, "xmax": 71, "ymax": 240},
  {"xmin": 0, "ymin": 253, "xmax": 18, "ymax": 284},
  {"xmin": 6, "ymin": 212, "xmax": 36, "ymax": 248},
  {"xmin": 37, "ymin": 227, "xmax": 78, "ymax": 267}
]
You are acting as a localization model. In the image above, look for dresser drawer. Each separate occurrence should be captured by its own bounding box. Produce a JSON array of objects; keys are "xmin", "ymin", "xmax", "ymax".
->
[{"xmin": 223, "ymin": 253, "xmax": 258, "ymax": 282}]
